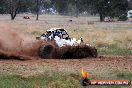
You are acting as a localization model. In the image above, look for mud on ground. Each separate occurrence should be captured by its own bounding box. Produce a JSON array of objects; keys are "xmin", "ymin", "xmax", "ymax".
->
[{"xmin": 0, "ymin": 55, "xmax": 131, "ymax": 77}]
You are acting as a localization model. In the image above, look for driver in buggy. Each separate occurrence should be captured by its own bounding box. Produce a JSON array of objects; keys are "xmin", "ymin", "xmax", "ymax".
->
[{"xmin": 53, "ymin": 30, "xmax": 62, "ymax": 39}]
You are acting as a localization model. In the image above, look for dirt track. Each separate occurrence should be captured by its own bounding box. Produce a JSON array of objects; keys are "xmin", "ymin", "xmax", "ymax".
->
[{"xmin": 0, "ymin": 55, "xmax": 131, "ymax": 77}]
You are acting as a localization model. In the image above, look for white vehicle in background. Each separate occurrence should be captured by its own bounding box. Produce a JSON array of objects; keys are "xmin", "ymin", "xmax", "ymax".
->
[{"xmin": 127, "ymin": 10, "xmax": 132, "ymax": 18}]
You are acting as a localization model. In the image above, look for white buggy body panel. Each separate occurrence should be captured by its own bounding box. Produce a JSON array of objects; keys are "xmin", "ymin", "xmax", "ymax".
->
[
  {"xmin": 54, "ymin": 36, "xmax": 82, "ymax": 47},
  {"xmin": 39, "ymin": 28, "xmax": 83, "ymax": 47}
]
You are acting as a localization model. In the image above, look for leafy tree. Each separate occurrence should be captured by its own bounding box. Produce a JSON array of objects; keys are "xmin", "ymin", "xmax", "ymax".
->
[
  {"xmin": 0, "ymin": 0, "xmax": 130, "ymax": 21},
  {"xmin": 6, "ymin": 0, "xmax": 28, "ymax": 20},
  {"xmin": 8, "ymin": 0, "xmax": 21, "ymax": 20},
  {"xmin": 51, "ymin": 0, "xmax": 68, "ymax": 15},
  {"xmin": 0, "ymin": 0, "xmax": 7, "ymax": 14},
  {"xmin": 128, "ymin": 0, "xmax": 132, "ymax": 9},
  {"xmin": 91, "ymin": 0, "xmax": 129, "ymax": 21},
  {"xmin": 110, "ymin": 0, "xmax": 129, "ymax": 17}
]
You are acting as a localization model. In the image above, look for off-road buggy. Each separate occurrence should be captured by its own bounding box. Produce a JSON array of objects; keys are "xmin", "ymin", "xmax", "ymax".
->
[{"xmin": 36, "ymin": 28, "xmax": 97, "ymax": 59}]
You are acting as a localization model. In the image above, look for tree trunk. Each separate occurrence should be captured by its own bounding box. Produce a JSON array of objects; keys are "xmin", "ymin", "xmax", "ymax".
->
[
  {"xmin": 11, "ymin": 12, "xmax": 17, "ymax": 20},
  {"xmin": 9, "ymin": 0, "xmax": 20, "ymax": 20},
  {"xmin": 36, "ymin": 12, "xmax": 39, "ymax": 20},
  {"xmin": 99, "ymin": 13, "xmax": 105, "ymax": 22},
  {"xmin": 9, "ymin": 0, "xmax": 17, "ymax": 20},
  {"xmin": 11, "ymin": 8, "xmax": 17, "ymax": 20},
  {"xmin": 36, "ymin": 0, "xmax": 39, "ymax": 20}
]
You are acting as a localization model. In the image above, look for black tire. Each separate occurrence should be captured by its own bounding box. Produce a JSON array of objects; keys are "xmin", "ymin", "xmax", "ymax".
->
[
  {"xmin": 90, "ymin": 48, "xmax": 98, "ymax": 58},
  {"xmin": 39, "ymin": 45, "xmax": 54, "ymax": 59}
]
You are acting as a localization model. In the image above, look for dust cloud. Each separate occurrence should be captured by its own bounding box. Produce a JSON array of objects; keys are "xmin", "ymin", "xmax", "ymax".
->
[{"xmin": 0, "ymin": 23, "xmax": 43, "ymax": 60}]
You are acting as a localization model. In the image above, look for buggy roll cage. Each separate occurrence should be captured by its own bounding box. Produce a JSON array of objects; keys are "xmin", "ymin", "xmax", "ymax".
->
[{"xmin": 40, "ymin": 29, "xmax": 71, "ymax": 40}]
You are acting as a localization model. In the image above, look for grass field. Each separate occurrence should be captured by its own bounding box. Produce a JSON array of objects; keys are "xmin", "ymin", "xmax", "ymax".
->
[
  {"xmin": 0, "ymin": 70, "xmax": 131, "ymax": 88},
  {"xmin": 0, "ymin": 14, "xmax": 132, "ymax": 88},
  {"xmin": 0, "ymin": 72, "xmax": 131, "ymax": 88}
]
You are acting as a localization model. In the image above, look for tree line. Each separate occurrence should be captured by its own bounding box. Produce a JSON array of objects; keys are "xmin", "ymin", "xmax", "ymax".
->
[{"xmin": 0, "ymin": 0, "xmax": 131, "ymax": 21}]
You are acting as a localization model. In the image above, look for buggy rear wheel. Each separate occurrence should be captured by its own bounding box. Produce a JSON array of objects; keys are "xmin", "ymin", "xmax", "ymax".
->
[
  {"xmin": 39, "ymin": 44, "xmax": 54, "ymax": 59},
  {"xmin": 90, "ymin": 48, "xmax": 97, "ymax": 58}
]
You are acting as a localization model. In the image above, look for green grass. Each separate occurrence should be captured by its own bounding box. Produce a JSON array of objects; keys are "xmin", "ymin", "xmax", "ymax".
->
[
  {"xmin": 0, "ymin": 71, "xmax": 131, "ymax": 88},
  {"xmin": 97, "ymin": 44, "xmax": 132, "ymax": 55},
  {"xmin": 0, "ymin": 75, "xmax": 46, "ymax": 88},
  {"xmin": 0, "ymin": 72, "xmax": 82, "ymax": 88},
  {"xmin": 117, "ymin": 72, "xmax": 132, "ymax": 80},
  {"xmin": 31, "ymin": 31, "xmax": 42, "ymax": 36}
]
